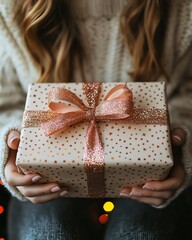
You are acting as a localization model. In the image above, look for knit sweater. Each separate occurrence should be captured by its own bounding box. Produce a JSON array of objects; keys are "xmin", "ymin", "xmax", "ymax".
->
[{"xmin": 0, "ymin": 0, "xmax": 192, "ymax": 208}]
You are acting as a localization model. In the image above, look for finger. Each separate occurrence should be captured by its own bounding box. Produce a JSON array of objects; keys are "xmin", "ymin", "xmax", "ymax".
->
[
  {"xmin": 127, "ymin": 196, "xmax": 166, "ymax": 207},
  {"xmin": 6, "ymin": 149, "xmax": 26, "ymax": 174},
  {"xmin": 120, "ymin": 187, "xmax": 173, "ymax": 200},
  {"xmin": 119, "ymin": 188, "xmax": 166, "ymax": 206},
  {"xmin": 142, "ymin": 175, "xmax": 183, "ymax": 192},
  {"xmin": 119, "ymin": 187, "xmax": 132, "ymax": 197},
  {"xmin": 142, "ymin": 163, "xmax": 185, "ymax": 192},
  {"xmin": 142, "ymin": 178, "xmax": 181, "ymax": 192},
  {"xmin": 171, "ymin": 128, "xmax": 186, "ymax": 146},
  {"xmin": 27, "ymin": 190, "xmax": 68, "ymax": 204},
  {"xmin": 5, "ymin": 149, "xmax": 42, "ymax": 186},
  {"xmin": 17, "ymin": 183, "xmax": 67, "ymax": 198},
  {"xmin": 129, "ymin": 187, "xmax": 173, "ymax": 199},
  {"xmin": 7, "ymin": 131, "xmax": 20, "ymax": 150}
]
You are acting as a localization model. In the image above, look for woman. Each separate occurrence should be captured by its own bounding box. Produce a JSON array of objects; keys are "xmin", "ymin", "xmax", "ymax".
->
[{"xmin": 0, "ymin": 0, "xmax": 192, "ymax": 239}]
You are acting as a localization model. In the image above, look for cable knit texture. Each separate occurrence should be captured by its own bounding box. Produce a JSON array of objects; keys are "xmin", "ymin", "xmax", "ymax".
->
[{"xmin": 0, "ymin": 0, "xmax": 192, "ymax": 207}]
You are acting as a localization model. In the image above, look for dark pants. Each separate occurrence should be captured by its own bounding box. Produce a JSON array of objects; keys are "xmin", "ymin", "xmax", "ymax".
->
[{"xmin": 7, "ymin": 188, "xmax": 192, "ymax": 240}]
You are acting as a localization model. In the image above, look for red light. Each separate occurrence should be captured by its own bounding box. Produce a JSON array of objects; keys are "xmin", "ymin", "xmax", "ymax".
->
[
  {"xmin": 99, "ymin": 214, "xmax": 108, "ymax": 224},
  {"xmin": 0, "ymin": 206, "xmax": 4, "ymax": 214}
]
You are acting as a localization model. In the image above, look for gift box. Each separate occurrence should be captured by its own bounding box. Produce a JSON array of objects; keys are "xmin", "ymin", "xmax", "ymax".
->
[{"xmin": 16, "ymin": 82, "xmax": 173, "ymax": 198}]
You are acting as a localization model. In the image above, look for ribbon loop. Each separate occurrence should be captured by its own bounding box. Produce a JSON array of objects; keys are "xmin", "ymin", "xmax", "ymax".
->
[{"xmin": 48, "ymin": 87, "xmax": 89, "ymax": 113}]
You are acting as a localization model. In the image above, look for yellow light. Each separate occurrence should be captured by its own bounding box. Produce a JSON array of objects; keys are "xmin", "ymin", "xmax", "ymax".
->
[{"xmin": 103, "ymin": 201, "xmax": 114, "ymax": 212}]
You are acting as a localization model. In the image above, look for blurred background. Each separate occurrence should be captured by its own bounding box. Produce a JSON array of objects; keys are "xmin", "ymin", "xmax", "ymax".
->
[{"xmin": 1, "ymin": 180, "xmax": 192, "ymax": 239}]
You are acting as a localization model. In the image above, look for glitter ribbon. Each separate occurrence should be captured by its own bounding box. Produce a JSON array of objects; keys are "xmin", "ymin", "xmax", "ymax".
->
[
  {"xmin": 22, "ymin": 108, "xmax": 168, "ymax": 128},
  {"xmin": 40, "ymin": 83, "xmax": 134, "ymax": 197}
]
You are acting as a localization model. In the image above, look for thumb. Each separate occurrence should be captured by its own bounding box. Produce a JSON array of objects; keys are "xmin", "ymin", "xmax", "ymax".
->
[
  {"xmin": 7, "ymin": 131, "xmax": 20, "ymax": 150},
  {"xmin": 171, "ymin": 128, "xmax": 186, "ymax": 146}
]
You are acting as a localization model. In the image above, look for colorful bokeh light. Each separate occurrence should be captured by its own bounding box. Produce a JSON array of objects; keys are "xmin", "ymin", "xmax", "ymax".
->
[
  {"xmin": 103, "ymin": 201, "xmax": 114, "ymax": 212},
  {"xmin": 99, "ymin": 214, "xmax": 109, "ymax": 224},
  {"xmin": 0, "ymin": 206, "xmax": 4, "ymax": 215}
]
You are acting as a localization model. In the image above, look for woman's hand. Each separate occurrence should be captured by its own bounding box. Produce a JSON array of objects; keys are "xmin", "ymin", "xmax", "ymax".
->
[
  {"xmin": 119, "ymin": 128, "xmax": 186, "ymax": 206},
  {"xmin": 5, "ymin": 131, "xmax": 68, "ymax": 203}
]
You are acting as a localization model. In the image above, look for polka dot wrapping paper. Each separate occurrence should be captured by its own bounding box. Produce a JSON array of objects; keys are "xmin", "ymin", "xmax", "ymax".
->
[{"xmin": 16, "ymin": 82, "xmax": 173, "ymax": 198}]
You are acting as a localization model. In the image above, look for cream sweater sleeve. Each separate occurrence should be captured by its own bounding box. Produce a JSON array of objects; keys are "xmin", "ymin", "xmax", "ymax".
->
[
  {"xmin": 156, "ymin": 50, "xmax": 192, "ymax": 209},
  {"xmin": 0, "ymin": 35, "xmax": 27, "ymax": 201},
  {"xmin": 168, "ymin": 80, "xmax": 192, "ymax": 205}
]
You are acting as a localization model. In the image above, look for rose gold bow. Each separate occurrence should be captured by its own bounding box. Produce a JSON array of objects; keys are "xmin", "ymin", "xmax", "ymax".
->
[{"xmin": 41, "ymin": 83, "xmax": 133, "ymax": 197}]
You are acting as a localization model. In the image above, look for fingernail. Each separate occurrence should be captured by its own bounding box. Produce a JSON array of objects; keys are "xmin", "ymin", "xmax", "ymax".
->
[
  {"xmin": 8, "ymin": 131, "xmax": 20, "ymax": 146},
  {"xmin": 60, "ymin": 190, "xmax": 68, "ymax": 197},
  {"xmin": 9, "ymin": 137, "xmax": 20, "ymax": 150},
  {"xmin": 142, "ymin": 184, "xmax": 154, "ymax": 190},
  {"xmin": 51, "ymin": 186, "xmax": 61, "ymax": 193},
  {"xmin": 9, "ymin": 137, "xmax": 19, "ymax": 145},
  {"xmin": 119, "ymin": 192, "xmax": 130, "ymax": 197},
  {"xmin": 173, "ymin": 135, "xmax": 182, "ymax": 144},
  {"xmin": 32, "ymin": 175, "xmax": 42, "ymax": 182},
  {"xmin": 130, "ymin": 191, "xmax": 142, "ymax": 197}
]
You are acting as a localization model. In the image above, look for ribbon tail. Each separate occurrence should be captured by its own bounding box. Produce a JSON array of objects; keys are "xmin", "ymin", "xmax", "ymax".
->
[
  {"xmin": 84, "ymin": 120, "xmax": 105, "ymax": 198},
  {"xmin": 41, "ymin": 111, "xmax": 87, "ymax": 136}
]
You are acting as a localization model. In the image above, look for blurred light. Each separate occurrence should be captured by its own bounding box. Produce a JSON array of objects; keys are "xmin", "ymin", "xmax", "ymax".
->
[
  {"xmin": 0, "ymin": 180, "xmax": 3, "ymax": 185},
  {"xmin": 0, "ymin": 206, "xmax": 4, "ymax": 214},
  {"xmin": 99, "ymin": 214, "xmax": 109, "ymax": 224},
  {"xmin": 103, "ymin": 201, "xmax": 114, "ymax": 212}
]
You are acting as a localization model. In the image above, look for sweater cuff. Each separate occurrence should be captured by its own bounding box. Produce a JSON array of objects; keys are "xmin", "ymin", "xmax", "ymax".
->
[
  {"xmin": 0, "ymin": 123, "xmax": 27, "ymax": 201},
  {"xmin": 154, "ymin": 122, "xmax": 192, "ymax": 209}
]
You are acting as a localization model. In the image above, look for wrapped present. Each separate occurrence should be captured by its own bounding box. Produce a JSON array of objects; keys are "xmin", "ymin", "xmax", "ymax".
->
[{"xmin": 16, "ymin": 82, "xmax": 173, "ymax": 198}]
